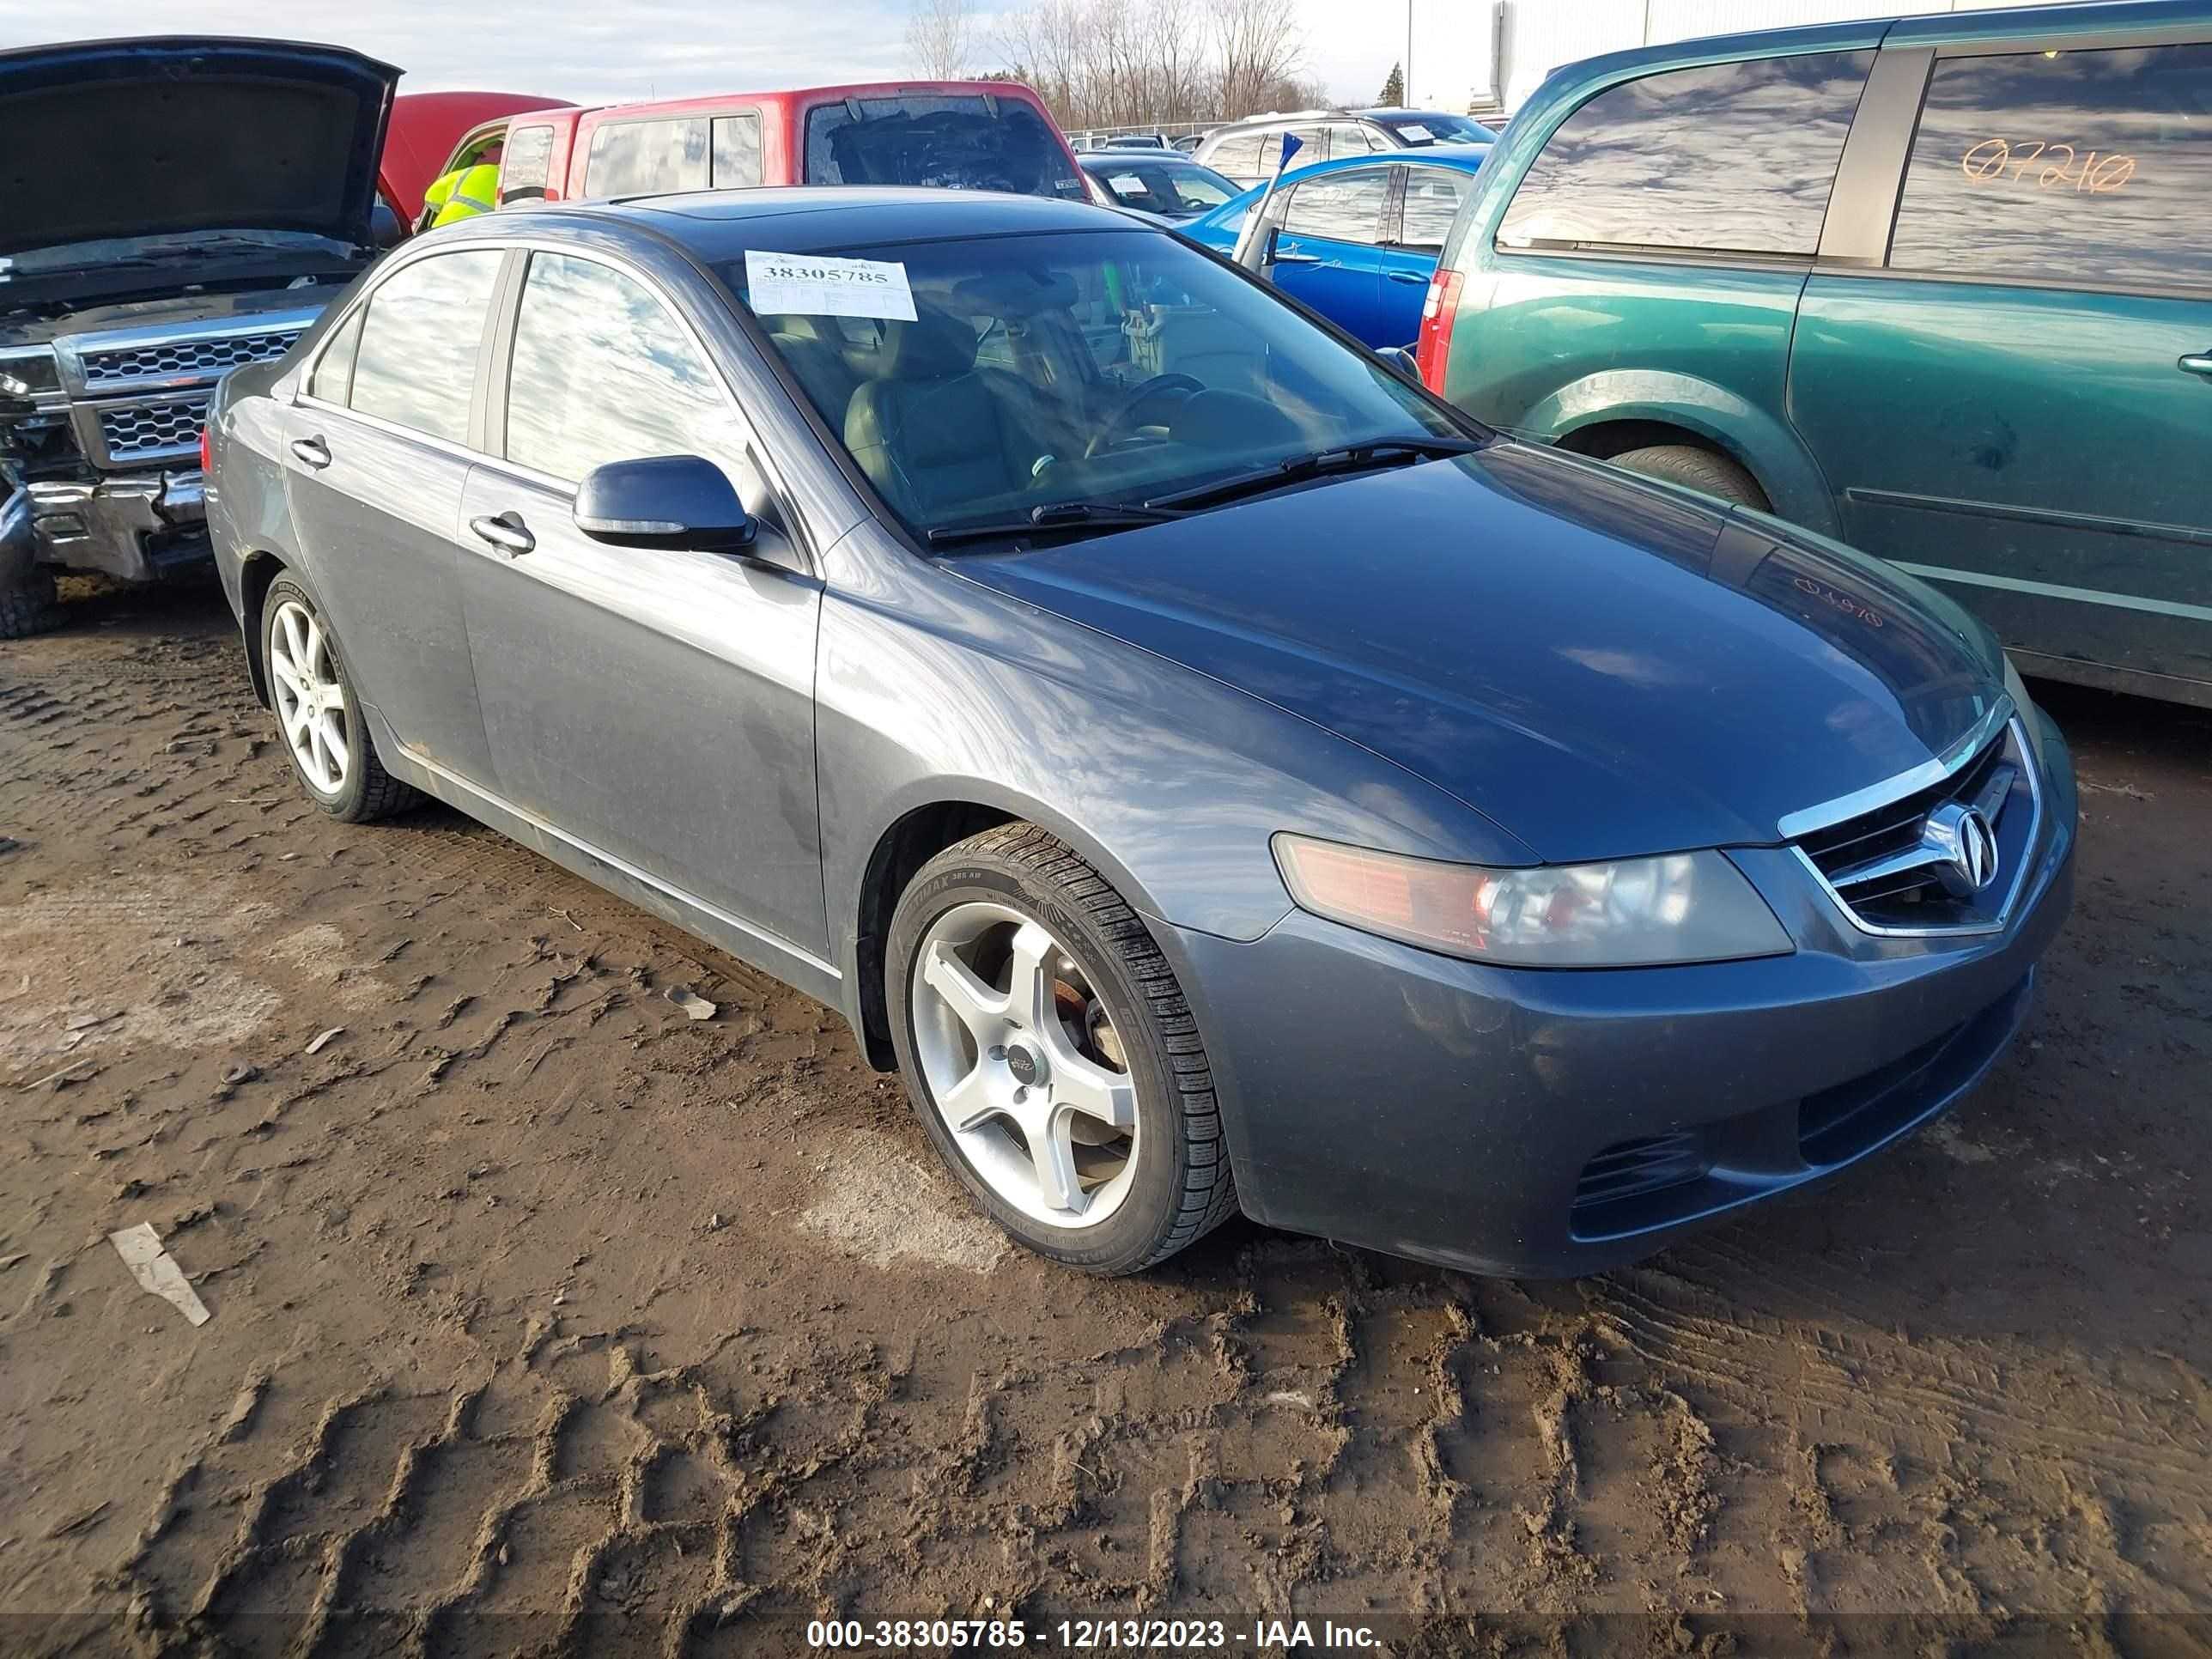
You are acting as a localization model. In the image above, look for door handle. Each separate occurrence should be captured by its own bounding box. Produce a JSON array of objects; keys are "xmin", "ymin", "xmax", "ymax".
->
[
  {"xmin": 2180, "ymin": 353, "xmax": 2212, "ymax": 378},
  {"xmin": 289, "ymin": 436, "xmax": 331, "ymax": 469},
  {"xmin": 1387, "ymin": 269, "xmax": 1429, "ymax": 285},
  {"xmin": 1273, "ymin": 251, "xmax": 1321, "ymax": 265},
  {"xmin": 469, "ymin": 512, "xmax": 535, "ymax": 556}
]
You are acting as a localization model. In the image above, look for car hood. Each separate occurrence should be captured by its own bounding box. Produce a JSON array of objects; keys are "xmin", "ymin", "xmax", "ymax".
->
[
  {"xmin": 0, "ymin": 37, "xmax": 399, "ymax": 257},
  {"xmin": 952, "ymin": 442, "xmax": 2008, "ymax": 864}
]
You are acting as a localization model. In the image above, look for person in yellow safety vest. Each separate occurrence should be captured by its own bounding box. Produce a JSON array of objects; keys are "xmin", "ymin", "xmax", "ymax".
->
[{"xmin": 418, "ymin": 144, "xmax": 503, "ymax": 232}]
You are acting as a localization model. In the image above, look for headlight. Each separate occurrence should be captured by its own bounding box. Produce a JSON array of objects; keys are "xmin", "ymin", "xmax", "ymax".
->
[
  {"xmin": 2002, "ymin": 655, "xmax": 2047, "ymax": 764},
  {"xmin": 0, "ymin": 346, "xmax": 59, "ymax": 402},
  {"xmin": 1272, "ymin": 834, "xmax": 1791, "ymax": 968}
]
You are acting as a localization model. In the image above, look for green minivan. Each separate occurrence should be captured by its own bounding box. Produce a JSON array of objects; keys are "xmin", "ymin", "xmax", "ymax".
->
[{"xmin": 1419, "ymin": 0, "xmax": 2212, "ymax": 707}]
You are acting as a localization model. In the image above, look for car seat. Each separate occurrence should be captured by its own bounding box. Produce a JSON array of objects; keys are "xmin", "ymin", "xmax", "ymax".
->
[{"xmin": 843, "ymin": 313, "xmax": 1041, "ymax": 520}]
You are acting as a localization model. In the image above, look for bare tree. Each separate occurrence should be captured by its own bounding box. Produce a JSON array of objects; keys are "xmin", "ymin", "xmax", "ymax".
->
[
  {"xmin": 994, "ymin": 0, "xmax": 1310, "ymax": 129},
  {"xmin": 907, "ymin": 0, "xmax": 979, "ymax": 79}
]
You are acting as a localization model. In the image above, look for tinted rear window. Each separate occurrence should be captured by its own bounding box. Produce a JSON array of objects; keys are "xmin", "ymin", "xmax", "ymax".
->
[
  {"xmin": 1888, "ymin": 42, "xmax": 2212, "ymax": 293},
  {"xmin": 802, "ymin": 94, "xmax": 1085, "ymax": 199},
  {"xmin": 1497, "ymin": 51, "xmax": 1873, "ymax": 257},
  {"xmin": 586, "ymin": 118, "xmax": 710, "ymax": 198}
]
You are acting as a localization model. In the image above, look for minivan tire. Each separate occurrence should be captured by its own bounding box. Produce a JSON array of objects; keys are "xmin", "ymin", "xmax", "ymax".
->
[
  {"xmin": 1609, "ymin": 444, "xmax": 1771, "ymax": 512},
  {"xmin": 261, "ymin": 575, "xmax": 418, "ymax": 823},
  {"xmin": 886, "ymin": 823, "xmax": 1239, "ymax": 1275}
]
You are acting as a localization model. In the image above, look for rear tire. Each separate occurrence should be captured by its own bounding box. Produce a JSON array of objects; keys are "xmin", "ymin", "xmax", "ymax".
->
[
  {"xmin": 887, "ymin": 823, "xmax": 1239, "ymax": 1275},
  {"xmin": 1608, "ymin": 443, "xmax": 1771, "ymax": 511},
  {"xmin": 0, "ymin": 568, "xmax": 60, "ymax": 641},
  {"xmin": 261, "ymin": 575, "xmax": 417, "ymax": 823}
]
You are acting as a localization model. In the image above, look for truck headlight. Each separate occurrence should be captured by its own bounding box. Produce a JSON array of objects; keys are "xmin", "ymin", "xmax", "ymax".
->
[
  {"xmin": 1272, "ymin": 834, "xmax": 1791, "ymax": 968},
  {"xmin": 0, "ymin": 347, "xmax": 59, "ymax": 402}
]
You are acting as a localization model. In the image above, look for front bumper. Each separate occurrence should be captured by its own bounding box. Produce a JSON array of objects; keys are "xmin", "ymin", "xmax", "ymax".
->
[
  {"xmin": 1164, "ymin": 715, "xmax": 2078, "ymax": 1278},
  {"xmin": 12, "ymin": 470, "xmax": 209, "ymax": 584}
]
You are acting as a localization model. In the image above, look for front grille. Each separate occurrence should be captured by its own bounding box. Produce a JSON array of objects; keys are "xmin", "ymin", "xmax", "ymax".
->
[
  {"xmin": 99, "ymin": 394, "xmax": 212, "ymax": 464},
  {"xmin": 79, "ymin": 330, "xmax": 302, "ymax": 390},
  {"xmin": 1796, "ymin": 720, "xmax": 2038, "ymax": 933},
  {"xmin": 1573, "ymin": 1128, "xmax": 1708, "ymax": 1211}
]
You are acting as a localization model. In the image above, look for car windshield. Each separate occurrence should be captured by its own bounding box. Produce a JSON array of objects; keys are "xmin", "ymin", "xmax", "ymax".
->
[
  {"xmin": 1378, "ymin": 113, "xmax": 1495, "ymax": 146},
  {"xmin": 720, "ymin": 228, "xmax": 1472, "ymax": 540},
  {"xmin": 803, "ymin": 95, "xmax": 1087, "ymax": 201},
  {"xmin": 1084, "ymin": 160, "xmax": 1237, "ymax": 218}
]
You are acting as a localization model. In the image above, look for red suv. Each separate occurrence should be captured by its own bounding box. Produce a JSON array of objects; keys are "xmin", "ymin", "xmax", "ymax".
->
[{"xmin": 428, "ymin": 81, "xmax": 1085, "ymax": 212}]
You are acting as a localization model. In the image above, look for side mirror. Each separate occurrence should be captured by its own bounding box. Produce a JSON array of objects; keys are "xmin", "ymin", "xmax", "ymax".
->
[
  {"xmin": 369, "ymin": 199, "xmax": 404, "ymax": 250},
  {"xmin": 574, "ymin": 455, "xmax": 755, "ymax": 553},
  {"xmin": 1376, "ymin": 346, "xmax": 1420, "ymax": 381}
]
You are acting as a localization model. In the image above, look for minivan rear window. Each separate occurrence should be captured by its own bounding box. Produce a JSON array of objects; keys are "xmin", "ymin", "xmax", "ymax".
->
[
  {"xmin": 1497, "ymin": 51, "xmax": 1873, "ymax": 257},
  {"xmin": 1888, "ymin": 42, "xmax": 2212, "ymax": 294},
  {"xmin": 802, "ymin": 94, "xmax": 1085, "ymax": 199}
]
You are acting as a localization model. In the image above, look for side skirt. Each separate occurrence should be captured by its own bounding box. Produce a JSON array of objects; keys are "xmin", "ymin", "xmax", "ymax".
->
[{"xmin": 363, "ymin": 705, "xmax": 848, "ymax": 1013}]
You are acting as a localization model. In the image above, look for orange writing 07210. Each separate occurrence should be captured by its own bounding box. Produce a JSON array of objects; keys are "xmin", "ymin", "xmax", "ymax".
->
[{"xmin": 1961, "ymin": 137, "xmax": 2137, "ymax": 192}]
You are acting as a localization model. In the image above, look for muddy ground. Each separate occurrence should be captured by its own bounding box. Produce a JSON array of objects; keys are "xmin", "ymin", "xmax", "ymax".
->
[{"xmin": 1, "ymin": 580, "xmax": 2208, "ymax": 1658}]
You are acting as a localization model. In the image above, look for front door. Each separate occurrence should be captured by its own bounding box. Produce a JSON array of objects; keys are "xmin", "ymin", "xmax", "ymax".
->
[
  {"xmin": 280, "ymin": 246, "xmax": 509, "ymax": 785},
  {"xmin": 1271, "ymin": 167, "xmax": 1392, "ymax": 343},
  {"xmin": 454, "ymin": 249, "xmax": 828, "ymax": 956},
  {"xmin": 1790, "ymin": 38, "xmax": 2212, "ymax": 696}
]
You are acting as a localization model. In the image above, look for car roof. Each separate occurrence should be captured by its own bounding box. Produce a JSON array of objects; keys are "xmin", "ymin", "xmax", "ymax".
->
[
  {"xmin": 542, "ymin": 187, "xmax": 1146, "ymax": 258},
  {"xmin": 571, "ymin": 78, "xmax": 1059, "ymax": 124}
]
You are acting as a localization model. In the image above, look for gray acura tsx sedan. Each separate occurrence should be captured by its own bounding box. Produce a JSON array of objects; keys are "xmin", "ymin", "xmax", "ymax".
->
[{"xmin": 204, "ymin": 188, "xmax": 2076, "ymax": 1277}]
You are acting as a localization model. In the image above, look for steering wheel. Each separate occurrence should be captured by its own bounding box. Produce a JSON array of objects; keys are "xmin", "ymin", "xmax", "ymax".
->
[{"xmin": 1085, "ymin": 374, "xmax": 1206, "ymax": 459}]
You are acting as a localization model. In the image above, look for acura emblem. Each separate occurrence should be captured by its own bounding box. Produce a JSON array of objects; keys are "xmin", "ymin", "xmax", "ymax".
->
[{"xmin": 1923, "ymin": 801, "xmax": 2000, "ymax": 897}]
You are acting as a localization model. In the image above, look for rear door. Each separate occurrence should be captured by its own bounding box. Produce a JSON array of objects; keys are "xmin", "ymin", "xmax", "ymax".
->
[
  {"xmin": 455, "ymin": 247, "xmax": 828, "ymax": 955},
  {"xmin": 1272, "ymin": 166, "xmax": 1393, "ymax": 344},
  {"xmin": 1376, "ymin": 163, "xmax": 1477, "ymax": 347},
  {"xmin": 1790, "ymin": 34, "xmax": 2212, "ymax": 696},
  {"xmin": 280, "ymin": 246, "xmax": 509, "ymax": 785}
]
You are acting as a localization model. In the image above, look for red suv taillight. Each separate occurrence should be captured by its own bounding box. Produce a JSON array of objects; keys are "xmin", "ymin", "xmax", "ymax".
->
[{"xmin": 1413, "ymin": 266, "xmax": 1464, "ymax": 394}]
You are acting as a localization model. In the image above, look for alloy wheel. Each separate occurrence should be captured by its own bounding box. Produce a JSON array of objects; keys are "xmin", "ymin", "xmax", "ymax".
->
[
  {"xmin": 910, "ymin": 900, "xmax": 1140, "ymax": 1228},
  {"xmin": 267, "ymin": 599, "xmax": 350, "ymax": 795}
]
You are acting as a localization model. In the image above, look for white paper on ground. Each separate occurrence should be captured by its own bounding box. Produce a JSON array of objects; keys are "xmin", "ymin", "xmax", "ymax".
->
[
  {"xmin": 109, "ymin": 1222, "xmax": 211, "ymax": 1327},
  {"xmin": 745, "ymin": 250, "xmax": 917, "ymax": 321}
]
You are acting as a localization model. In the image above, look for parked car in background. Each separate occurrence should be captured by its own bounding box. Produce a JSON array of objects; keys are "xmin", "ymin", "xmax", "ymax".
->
[
  {"xmin": 1182, "ymin": 148, "xmax": 1490, "ymax": 347},
  {"xmin": 380, "ymin": 89, "xmax": 574, "ymax": 223},
  {"xmin": 423, "ymin": 82, "xmax": 1086, "ymax": 213},
  {"xmin": 1078, "ymin": 150, "xmax": 1240, "ymax": 220},
  {"xmin": 1198, "ymin": 107, "xmax": 1498, "ymax": 184},
  {"xmin": 1419, "ymin": 0, "xmax": 2212, "ymax": 708},
  {"xmin": 206, "ymin": 187, "xmax": 2072, "ymax": 1279},
  {"xmin": 0, "ymin": 34, "xmax": 397, "ymax": 639}
]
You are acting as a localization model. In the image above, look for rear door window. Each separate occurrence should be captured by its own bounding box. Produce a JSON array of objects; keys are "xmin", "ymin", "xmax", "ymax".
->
[
  {"xmin": 1887, "ymin": 41, "xmax": 2212, "ymax": 293},
  {"xmin": 585, "ymin": 118, "xmax": 711, "ymax": 198},
  {"xmin": 712, "ymin": 112, "xmax": 763, "ymax": 187},
  {"xmin": 503, "ymin": 252, "xmax": 740, "ymax": 483},
  {"xmin": 802, "ymin": 94, "xmax": 1084, "ymax": 199},
  {"xmin": 1397, "ymin": 167, "xmax": 1475, "ymax": 249},
  {"xmin": 1497, "ymin": 50, "xmax": 1874, "ymax": 256},
  {"xmin": 1283, "ymin": 168, "xmax": 1391, "ymax": 244},
  {"xmin": 348, "ymin": 250, "xmax": 506, "ymax": 444},
  {"xmin": 500, "ymin": 125, "xmax": 556, "ymax": 203},
  {"xmin": 1207, "ymin": 131, "xmax": 1264, "ymax": 175}
]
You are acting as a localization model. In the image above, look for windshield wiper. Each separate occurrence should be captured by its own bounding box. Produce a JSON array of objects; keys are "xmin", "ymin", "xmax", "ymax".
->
[
  {"xmin": 926, "ymin": 499, "xmax": 1188, "ymax": 549},
  {"xmin": 1143, "ymin": 436, "xmax": 1484, "ymax": 513}
]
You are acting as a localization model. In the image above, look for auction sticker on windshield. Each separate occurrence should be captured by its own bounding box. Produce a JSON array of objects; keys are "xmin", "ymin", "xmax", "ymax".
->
[{"xmin": 744, "ymin": 250, "xmax": 917, "ymax": 321}]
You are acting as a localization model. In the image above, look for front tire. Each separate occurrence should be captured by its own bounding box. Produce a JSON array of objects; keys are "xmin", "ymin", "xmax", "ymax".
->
[
  {"xmin": 261, "ymin": 575, "xmax": 416, "ymax": 823},
  {"xmin": 886, "ymin": 823, "xmax": 1238, "ymax": 1275},
  {"xmin": 0, "ymin": 568, "xmax": 60, "ymax": 641}
]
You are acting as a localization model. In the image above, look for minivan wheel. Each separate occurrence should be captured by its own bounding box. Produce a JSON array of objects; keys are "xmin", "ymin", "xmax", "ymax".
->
[
  {"xmin": 1608, "ymin": 443, "xmax": 1771, "ymax": 511},
  {"xmin": 886, "ymin": 823, "xmax": 1238, "ymax": 1275},
  {"xmin": 0, "ymin": 569, "xmax": 61, "ymax": 641},
  {"xmin": 261, "ymin": 576, "xmax": 416, "ymax": 823}
]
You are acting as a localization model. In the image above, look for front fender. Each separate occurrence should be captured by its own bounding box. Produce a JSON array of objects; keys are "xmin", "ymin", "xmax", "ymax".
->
[{"xmin": 1524, "ymin": 369, "xmax": 1841, "ymax": 540}]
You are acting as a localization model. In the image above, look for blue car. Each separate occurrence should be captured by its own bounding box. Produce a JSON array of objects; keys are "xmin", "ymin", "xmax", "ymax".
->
[
  {"xmin": 1182, "ymin": 146, "xmax": 1491, "ymax": 349},
  {"xmin": 206, "ymin": 187, "xmax": 2074, "ymax": 1278}
]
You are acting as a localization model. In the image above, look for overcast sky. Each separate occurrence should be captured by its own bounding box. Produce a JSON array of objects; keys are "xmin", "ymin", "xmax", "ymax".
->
[{"xmin": 0, "ymin": 0, "xmax": 1408, "ymax": 110}]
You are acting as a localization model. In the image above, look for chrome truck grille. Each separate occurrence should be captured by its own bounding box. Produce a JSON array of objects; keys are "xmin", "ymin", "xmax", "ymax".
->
[
  {"xmin": 78, "ymin": 329, "xmax": 303, "ymax": 392},
  {"xmin": 97, "ymin": 393, "xmax": 215, "ymax": 465}
]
